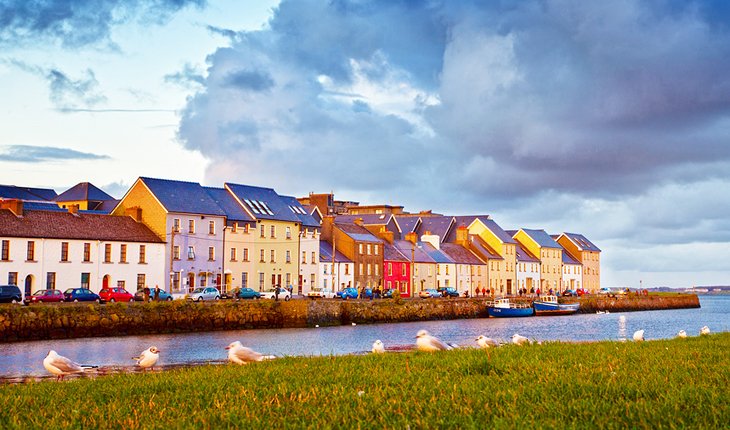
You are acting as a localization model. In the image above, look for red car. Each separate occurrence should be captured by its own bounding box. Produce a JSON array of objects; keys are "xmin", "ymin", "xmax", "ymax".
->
[
  {"xmin": 25, "ymin": 289, "xmax": 65, "ymax": 304},
  {"xmin": 99, "ymin": 287, "xmax": 134, "ymax": 303}
]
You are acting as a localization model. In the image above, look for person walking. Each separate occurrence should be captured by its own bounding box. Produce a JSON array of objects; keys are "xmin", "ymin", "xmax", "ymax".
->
[
  {"xmin": 143, "ymin": 286, "xmax": 150, "ymax": 303},
  {"xmin": 154, "ymin": 285, "xmax": 160, "ymax": 301}
]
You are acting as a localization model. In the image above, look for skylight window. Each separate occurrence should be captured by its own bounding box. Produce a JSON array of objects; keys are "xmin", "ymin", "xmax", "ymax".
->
[
  {"xmin": 259, "ymin": 201, "xmax": 275, "ymax": 216},
  {"xmin": 244, "ymin": 199, "xmax": 260, "ymax": 214}
]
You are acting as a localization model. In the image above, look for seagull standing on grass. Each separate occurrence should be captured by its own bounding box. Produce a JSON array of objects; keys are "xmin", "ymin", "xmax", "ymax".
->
[
  {"xmin": 633, "ymin": 330, "xmax": 645, "ymax": 342},
  {"xmin": 511, "ymin": 334, "xmax": 530, "ymax": 346},
  {"xmin": 700, "ymin": 326, "xmax": 710, "ymax": 336},
  {"xmin": 226, "ymin": 341, "xmax": 274, "ymax": 365},
  {"xmin": 475, "ymin": 335, "xmax": 499, "ymax": 349},
  {"xmin": 43, "ymin": 350, "xmax": 96, "ymax": 381},
  {"xmin": 133, "ymin": 346, "xmax": 160, "ymax": 371},
  {"xmin": 677, "ymin": 330, "xmax": 687, "ymax": 338},
  {"xmin": 416, "ymin": 330, "xmax": 452, "ymax": 352},
  {"xmin": 372, "ymin": 340, "xmax": 385, "ymax": 354}
]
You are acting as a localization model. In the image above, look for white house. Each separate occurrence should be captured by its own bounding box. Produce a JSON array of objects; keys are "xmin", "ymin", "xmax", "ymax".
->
[
  {"xmin": 0, "ymin": 200, "xmax": 165, "ymax": 297},
  {"xmin": 559, "ymin": 245, "xmax": 583, "ymax": 292},
  {"xmin": 319, "ymin": 241, "xmax": 353, "ymax": 292}
]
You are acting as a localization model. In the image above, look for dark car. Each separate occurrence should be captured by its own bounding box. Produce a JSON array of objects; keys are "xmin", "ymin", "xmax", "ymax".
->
[
  {"xmin": 99, "ymin": 287, "xmax": 134, "ymax": 303},
  {"xmin": 134, "ymin": 289, "xmax": 174, "ymax": 301},
  {"xmin": 236, "ymin": 287, "xmax": 261, "ymax": 300},
  {"xmin": 63, "ymin": 288, "xmax": 101, "ymax": 303},
  {"xmin": 336, "ymin": 287, "xmax": 359, "ymax": 300},
  {"xmin": 0, "ymin": 285, "xmax": 23, "ymax": 303},
  {"xmin": 562, "ymin": 289, "xmax": 578, "ymax": 297},
  {"xmin": 220, "ymin": 288, "xmax": 240, "ymax": 300},
  {"xmin": 360, "ymin": 288, "xmax": 373, "ymax": 299},
  {"xmin": 438, "ymin": 287, "xmax": 460, "ymax": 298},
  {"xmin": 25, "ymin": 289, "xmax": 65, "ymax": 304}
]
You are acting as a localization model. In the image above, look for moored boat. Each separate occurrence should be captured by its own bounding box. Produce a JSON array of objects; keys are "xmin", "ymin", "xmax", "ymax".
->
[
  {"xmin": 533, "ymin": 295, "xmax": 580, "ymax": 316},
  {"xmin": 487, "ymin": 298, "xmax": 534, "ymax": 318}
]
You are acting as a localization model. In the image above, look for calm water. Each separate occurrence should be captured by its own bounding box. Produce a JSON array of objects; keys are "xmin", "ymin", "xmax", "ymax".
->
[{"xmin": 1, "ymin": 295, "xmax": 728, "ymax": 378}]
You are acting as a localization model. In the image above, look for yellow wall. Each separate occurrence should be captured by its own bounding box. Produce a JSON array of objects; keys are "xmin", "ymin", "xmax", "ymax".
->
[
  {"xmin": 557, "ymin": 236, "xmax": 601, "ymax": 292},
  {"xmin": 56, "ymin": 200, "xmax": 89, "ymax": 210},
  {"xmin": 469, "ymin": 220, "xmax": 517, "ymax": 294},
  {"xmin": 252, "ymin": 220, "xmax": 301, "ymax": 291},
  {"xmin": 539, "ymin": 247, "xmax": 562, "ymax": 292},
  {"xmin": 110, "ymin": 180, "xmax": 167, "ymax": 240}
]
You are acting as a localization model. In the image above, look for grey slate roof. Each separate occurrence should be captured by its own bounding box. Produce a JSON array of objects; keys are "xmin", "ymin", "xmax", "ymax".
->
[
  {"xmin": 417, "ymin": 216, "xmax": 455, "ymax": 241},
  {"xmin": 445, "ymin": 215, "xmax": 491, "ymax": 242},
  {"xmin": 383, "ymin": 242, "xmax": 409, "ymax": 262},
  {"xmin": 520, "ymin": 228, "xmax": 561, "ymax": 249},
  {"xmin": 225, "ymin": 183, "xmax": 300, "ymax": 223},
  {"xmin": 140, "ymin": 177, "xmax": 226, "ymax": 216},
  {"xmin": 560, "ymin": 232, "xmax": 602, "ymax": 252},
  {"xmin": 422, "ymin": 243, "xmax": 454, "ymax": 264},
  {"xmin": 0, "ymin": 184, "xmax": 57, "ymax": 201},
  {"xmin": 280, "ymin": 195, "xmax": 321, "ymax": 228},
  {"xmin": 203, "ymin": 187, "xmax": 256, "ymax": 223},
  {"xmin": 393, "ymin": 215, "xmax": 421, "ymax": 236},
  {"xmin": 334, "ymin": 222, "xmax": 382, "ymax": 243},
  {"xmin": 515, "ymin": 242, "xmax": 540, "ymax": 263},
  {"xmin": 55, "ymin": 182, "xmax": 113, "ymax": 202},
  {"xmin": 336, "ymin": 214, "xmax": 391, "ymax": 225},
  {"xmin": 320, "ymin": 241, "xmax": 352, "ymax": 263},
  {"xmin": 440, "ymin": 243, "xmax": 485, "ymax": 265},
  {"xmin": 468, "ymin": 235, "xmax": 503, "ymax": 260},
  {"xmin": 561, "ymin": 247, "xmax": 581, "ymax": 265},
  {"xmin": 481, "ymin": 219, "xmax": 517, "ymax": 244},
  {"xmin": 393, "ymin": 240, "xmax": 435, "ymax": 263},
  {"xmin": 22, "ymin": 201, "xmax": 67, "ymax": 212}
]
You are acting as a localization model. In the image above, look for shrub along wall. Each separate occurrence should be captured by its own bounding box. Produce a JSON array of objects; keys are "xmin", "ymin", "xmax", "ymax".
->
[{"xmin": 0, "ymin": 294, "xmax": 700, "ymax": 342}]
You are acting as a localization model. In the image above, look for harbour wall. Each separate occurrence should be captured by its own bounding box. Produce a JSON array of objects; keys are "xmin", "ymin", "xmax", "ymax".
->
[{"xmin": 0, "ymin": 294, "xmax": 700, "ymax": 342}]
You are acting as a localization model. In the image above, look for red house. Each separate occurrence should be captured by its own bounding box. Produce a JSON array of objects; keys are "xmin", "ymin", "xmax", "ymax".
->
[{"xmin": 383, "ymin": 242, "xmax": 411, "ymax": 297}]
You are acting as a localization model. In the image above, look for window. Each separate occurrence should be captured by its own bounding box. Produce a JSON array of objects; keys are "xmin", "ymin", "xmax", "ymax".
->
[
  {"xmin": 367, "ymin": 244, "xmax": 372, "ymax": 255},
  {"xmin": 345, "ymin": 265, "xmax": 350, "ymax": 275},
  {"xmin": 230, "ymin": 248, "xmax": 237, "ymax": 261},
  {"xmin": 324, "ymin": 264, "xmax": 328, "ymax": 275},
  {"xmin": 80, "ymin": 273, "xmax": 90, "ymax": 289},
  {"xmin": 173, "ymin": 246, "xmax": 180, "ymax": 260},
  {"xmin": 359, "ymin": 244, "xmax": 363, "ymax": 254},
  {"xmin": 119, "ymin": 244, "xmax": 126, "ymax": 263},
  {"xmin": 8, "ymin": 272, "xmax": 18, "ymax": 285},
  {"xmin": 83, "ymin": 243, "xmax": 91, "ymax": 262},
  {"xmin": 231, "ymin": 223, "xmax": 238, "ymax": 233},
  {"xmin": 208, "ymin": 247, "xmax": 215, "ymax": 261},
  {"xmin": 302, "ymin": 251, "xmax": 306, "ymax": 264},
  {"xmin": 260, "ymin": 224, "xmax": 265, "ymax": 238},
  {"xmin": 260, "ymin": 249, "xmax": 265, "ymax": 262},
  {"xmin": 323, "ymin": 278, "xmax": 328, "ymax": 288},
  {"xmin": 187, "ymin": 246, "xmax": 195, "ymax": 260},
  {"xmin": 173, "ymin": 218, "xmax": 180, "ymax": 233},
  {"xmin": 46, "ymin": 272, "xmax": 56, "ymax": 289},
  {"xmin": 402, "ymin": 263, "xmax": 406, "ymax": 274},
  {"xmin": 244, "ymin": 223, "xmax": 250, "ymax": 234},
  {"xmin": 286, "ymin": 227, "xmax": 291, "ymax": 239},
  {"xmin": 374, "ymin": 245, "xmax": 379, "ymax": 255},
  {"xmin": 243, "ymin": 248, "xmax": 249, "ymax": 262},
  {"xmin": 61, "ymin": 242, "xmax": 69, "ymax": 262},
  {"xmin": 270, "ymin": 225, "xmax": 276, "ymax": 238},
  {"xmin": 188, "ymin": 219, "xmax": 195, "ymax": 234},
  {"xmin": 259, "ymin": 273, "xmax": 265, "ymax": 290},
  {"xmin": 270, "ymin": 250, "xmax": 275, "ymax": 263},
  {"xmin": 200, "ymin": 274, "xmax": 207, "ymax": 287},
  {"xmin": 104, "ymin": 244, "xmax": 112, "ymax": 263},
  {"xmin": 286, "ymin": 250, "xmax": 291, "ymax": 263},
  {"xmin": 310, "ymin": 274, "xmax": 315, "ymax": 287},
  {"xmin": 388, "ymin": 263, "xmax": 392, "ymax": 276},
  {"xmin": 139, "ymin": 245, "xmax": 146, "ymax": 264},
  {"xmin": 359, "ymin": 264, "xmax": 364, "ymax": 276},
  {"xmin": 286, "ymin": 273, "xmax": 291, "ymax": 286},
  {"xmin": 1, "ymin": 240, "xmax": 9, "ymax": 261},
  {"xmin": 172, "ymin": 272, "xmax": 180, "ymax": 292},
  {"xmin": 137, "ymin": 274, "xmax": 145, "ymax": 290},
  {"xmin": 312, "ymin": 252, "xmax": 316, "ymax": 263},
  {"xmin": 375, "ymin": 265, "xmax": 379, "ymax": 276},
  {"xmin": 445, "ymin": 265, "xmax": 449, "ymax": 275},
  {"xmin": 242, "ymin": 272, "xmax": 248, "ymax": 289},
  {"xmin": 209, "ymin": 220, "xmax": 215, "ymax": 235},
  {"xmin": 27, "ymin": 241, "xmax": 35, "ymax": 261},
  {"xmin": 117, "ymin": 280, "xmax": 126, "ymax": 288}
]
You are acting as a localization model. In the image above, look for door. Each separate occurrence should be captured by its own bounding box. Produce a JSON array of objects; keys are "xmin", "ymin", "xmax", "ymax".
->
[
  {"xmin": 298, "ymin": 275, "xmax": 303, "ymax": 295},
  {"xmin": 271, "ymin": 274, "xmax": 276, "ymax": 288},
  {"xmin": 224, "ymin": 274, "xmax": 232, "ymax": 294},
  {"xmin": 276, "ymin": 274, "xmax": 282, "ymax": 288},
  {"xmin": 187, "ymin": 273, "xmax": 195, "ymax": 292},
  {"xmin": 24, "ymin": 275, "xmax": 32, "ymax": 297},
  {"xmin": 507, "ymin": 279, "xmax": 512, "ymax": 295},
  {"xmin": 103, "ymin": 275, "xmax": 110, "ymax": 289}
]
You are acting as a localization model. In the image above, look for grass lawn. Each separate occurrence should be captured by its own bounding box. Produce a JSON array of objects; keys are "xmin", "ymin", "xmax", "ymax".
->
[{"xmin": 1, "ymin": 333, "xmax": 728, "ymax": 429}]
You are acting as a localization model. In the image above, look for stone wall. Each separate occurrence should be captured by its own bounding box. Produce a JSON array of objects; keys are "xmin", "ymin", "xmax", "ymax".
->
[{"xmin": 0, "ymin": 294, "xmax": 700, "ymax": 342}]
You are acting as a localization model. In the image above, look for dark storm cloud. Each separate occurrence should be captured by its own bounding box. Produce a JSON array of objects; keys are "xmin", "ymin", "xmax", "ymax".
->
[
  {"xmin": 0, "ymin": 0, "xmax": 206, "ymax": 48},
  {"xmin": 0, "ymin": 145, "xmax": 110, "ymax": 162}
]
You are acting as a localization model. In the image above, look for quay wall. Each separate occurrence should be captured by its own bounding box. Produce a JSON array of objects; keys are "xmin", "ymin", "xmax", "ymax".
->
[{"xmin": 0, "ymin": 294, "xmax": 700, "ymax": 342}]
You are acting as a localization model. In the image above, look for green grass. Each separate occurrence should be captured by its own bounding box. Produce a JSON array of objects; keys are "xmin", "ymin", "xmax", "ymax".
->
[{"xmin": 2, "ymin": 334, "xmax": 728, "ymax": 429}]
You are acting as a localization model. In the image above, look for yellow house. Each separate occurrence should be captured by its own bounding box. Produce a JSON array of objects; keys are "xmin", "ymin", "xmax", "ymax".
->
[
  {"xmin": 459, "ymin": 216, "xmax": 517, "ymax": 295},
  {"xmin": 55, "ymin": 182, "xmax": 117, "ymax": 212},
  {"xmin": 513, "ymin": 229, "xmax": 562, "ymax": 293},
  {"xmin": 555, "ymin": 232, "xmax": 601, "ymax": 292}
]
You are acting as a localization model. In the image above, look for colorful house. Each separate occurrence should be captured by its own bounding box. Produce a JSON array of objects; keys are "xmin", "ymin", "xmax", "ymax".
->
[
  {"xmin": 321, "ymin": 217, "xmax": 383, "ymax": 291},
  {"xmin": 383, "ymin": 242, "xmax": 410, "ymax": 296},
  {"xmin": 555, "ymin": 232, "xmax": 601, "ymax": 292},
  {"xmin": 55, "ymin": 182, "xmax": 118, "ymax": 213},
  {"xmin": 394, "ymin": 233, "xmax": 437, "ymax": 294},
  {"xmin": 280, "ymin": 195, "xmax": 321, "ymax": 295},
  {"xmin": 512, "ymin": 229, "xmax": 562, "ymax": 293}
]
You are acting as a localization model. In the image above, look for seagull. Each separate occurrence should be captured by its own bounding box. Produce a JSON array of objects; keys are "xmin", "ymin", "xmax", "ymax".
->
[
  {"xmin": 415, "ymin": 330, "xmax": 452, "ymax": 352},
  {"xmin": 43, "ymin": 350, "xmax": 96, "ymax": 381},
  {"xmin": 226, "ymin": 341, "xmax": 273, "ymax": 365},
  {"xmin": 133, "ymin": 346, "xmax": 160, "ymax": 371},
  {"xmin": 372, "ymin": 340, "xmax": 385, "ymax": 354},
  {"xmin": 700, "ymin": 326, "xmax": 710, "ymax": 336},
  {"xmin": 633, "ymin": 330, "xmax": 645, "ymax": 342},
  {"xmin": 475, "ymin": 335, "xmax": 499, "ymax": 349},
  {"xmin": 511, "ymin": 334, "xmax": 530, "ymax": 346},
  {"xmin": 677, "ymin": 330, "xmax": 687, "ymax": 338}
]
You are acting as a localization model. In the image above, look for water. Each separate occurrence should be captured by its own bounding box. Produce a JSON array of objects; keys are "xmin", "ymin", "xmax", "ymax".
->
[{"xmin": 2, "ymin": 295, "xmax": 728, "ymax": 378}]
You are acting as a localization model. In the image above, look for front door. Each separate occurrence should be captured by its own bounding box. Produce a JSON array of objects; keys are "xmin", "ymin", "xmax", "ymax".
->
[
  {"xmin": 24, "ymin": 275, "xmax": 32, "ymax": 296},
  {"xmin": 276, "ymin": 274, "xmax": 282, "ymax": 288},
  {"xmin": 187, "ymin": 273, "xmax": 195, "ymax": 292},
  {"xmin": 507, "ymin": 279, "xmax": 512, "ymax": 295},
  {"xmin": 298, "ymin": 275, "xmax": 303, "ymax": 295},
  {"xmin": 224, "ymin": 274, "xmax": 232, "ymax": 293}
]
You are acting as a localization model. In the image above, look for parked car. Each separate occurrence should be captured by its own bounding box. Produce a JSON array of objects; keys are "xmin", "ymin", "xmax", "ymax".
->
[
  {"xmin": 260, "ymin": 287, "xmax": 291, "ymax": 301},
  {"xmin": 188, "ymin": 287, "xmax": 221, "ymax": 302},
  {"xmin": 597, "ymin": 287, "xmax": 612, "ymax": 295},
  {"xmin": 438, "ymin": 287, "xmax": 460, "ymax": 298},
  {"xmin": 236, "ymin": 287, "xmax": 262, "ymax": 300},
  {"xmin": 0, "ymin": 285, "xmax": 23, "ymax": 303},
  {"xmin": 99, "ymin": 287, "xmax": 134, "ymax": 303},
  {"xmin": 220, "ymin": 288, "xmax": 240, "ymax": 300},
  {"xmin": 336, "ymin": 287, "xmax": 359, "ymax": 300},
  {"xmin": 562, "ymin": 289, "xmax": 578, "ymax": 297},
  {"xmin": 361, "ymin": 288, "xmax": 373, "ymax": 299},
  {"xmin": 133, "ymin": 289, "xmax": 173, "ymax": 301},
  {"xmin": 63, "ymin": 288, "xmax": 101, "ymax": 303},
  {"xmin": 419, "ymin": 289, "xmax": 441, "ymax": 298},
  {"xmin": 576, "ymin": 288, "xmax": 589, "ymax": 296},
  {"xmin": 307, "ymin": 288, "xmax": 336, "ymax": 299},
  {"xmin": 25, "ymin": 289, "xmax": 65, "ymax": 304}
]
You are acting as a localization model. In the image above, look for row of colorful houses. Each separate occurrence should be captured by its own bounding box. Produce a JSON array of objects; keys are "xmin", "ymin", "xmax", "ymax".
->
[{"xmin": 0, "ymin": 179, "xmax": 601, "ymax": 299}]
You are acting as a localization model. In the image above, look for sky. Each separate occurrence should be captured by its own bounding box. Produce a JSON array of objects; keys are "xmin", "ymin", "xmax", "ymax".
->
[{"xmin": 1, "ymin": 0, "xmax": 729, "ymax": 289}]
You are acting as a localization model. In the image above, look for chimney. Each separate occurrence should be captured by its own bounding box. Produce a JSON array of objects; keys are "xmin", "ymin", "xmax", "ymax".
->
[
  {"xmin": 354, "ymin": 218, "xmax": 364, "ymax": 226},
  {"xmin": 405, "ymin": 232, "xmax": 418, "ymax": 245},
  {"xmin": 0, "ymin": 199, "xmax": 23, "ymax": 216},
  {"xmin": 125, "ymin": 206, "xmax": 143, "ymax": 222},
  {"xmin": 377, "ymin": 230, "xmax": 394, "ymax": 244},
  {"xmin": 456, "ymin": 225, "xmax": 469, "ymax": 246},
  {"xmin": 321, "ymin": 215, "xmax": 335, "ymax": 240},
  {"xmin": 68, "ymin": 204, "xmax": 80, "ymax": 215}
]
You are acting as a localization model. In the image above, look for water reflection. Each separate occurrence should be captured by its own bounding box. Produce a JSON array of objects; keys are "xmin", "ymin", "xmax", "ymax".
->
[{"xmin": 1, "ymin": 296, "xmax": 728, "ymax": 377}]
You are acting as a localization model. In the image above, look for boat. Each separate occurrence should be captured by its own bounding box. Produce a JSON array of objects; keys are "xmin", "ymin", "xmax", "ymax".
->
[
  {"xmin": 532, "ymin": 295, "xmax": 580, "ymax": 316},
  {"xmin": 487, "ymin": 298, "xmax": 534, "ymax": 318}
]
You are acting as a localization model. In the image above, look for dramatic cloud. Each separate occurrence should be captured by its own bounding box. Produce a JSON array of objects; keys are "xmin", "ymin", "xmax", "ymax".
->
[
  {"xmin": 0, "ymin": 0, "xmax": 206, "ymax": 48},
  {"xmin": 0, "ymin": 145, "xmax": 110, "ymax": 163},
  {"xmin": 47, "ymin": 69, "xmax": 107, "ymax": 109}
]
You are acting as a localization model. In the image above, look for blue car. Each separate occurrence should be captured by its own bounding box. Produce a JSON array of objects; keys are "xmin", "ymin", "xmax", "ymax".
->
[
  {"xmin": 63, "ymin": 288, "xmax": 101, "ymax": 303},
  {"xmin": 336, "ymin": 287, "xmax": 359, "ymax": 300}
]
